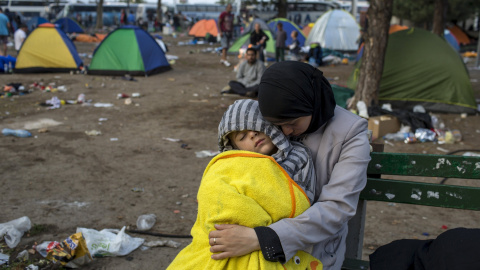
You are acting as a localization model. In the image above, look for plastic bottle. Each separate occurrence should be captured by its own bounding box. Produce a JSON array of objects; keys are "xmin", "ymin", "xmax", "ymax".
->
[
  {"xmin": 3, "ymin": 63, "xmax": 7, "ymax": 73},
  {"xmin": 136, "ymin": 214, "xmax": 157, "ymax": 231},
  {"xmin": 2, "ymin": 128, "xmax": 32, "ymax": 138}
]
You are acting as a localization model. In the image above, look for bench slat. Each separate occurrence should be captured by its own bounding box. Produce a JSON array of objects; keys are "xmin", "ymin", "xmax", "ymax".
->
[
  {"xmin": 361, "ymin": 178, "xmax": 480, "ymax": 210},
  {"xmin": 368, "ymin": 152, "xmax": 480, "ymax": 178}
]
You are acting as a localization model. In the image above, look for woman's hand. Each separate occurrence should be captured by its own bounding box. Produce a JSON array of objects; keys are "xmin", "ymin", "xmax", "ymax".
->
[{"xmin": 208, "ymin": 224, "xmax": 260, "ymax": 260}]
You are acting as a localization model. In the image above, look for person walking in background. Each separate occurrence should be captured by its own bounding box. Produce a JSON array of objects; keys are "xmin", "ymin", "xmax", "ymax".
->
[
  {"xmin": 127, "ymin": 10, "xmax": 136, "ymax": 25},
  {"xmin": 120, "ymin": 9, "xmax": 126, "ymax": 26},
  {"xmin": 250, "ymin": 22, "xmax": 269, "ymax": 63},
  {"xmin": 286, "ymin": 30, "xmax": 301, "ymax": 61},
  {"xmin": 275, "ymin": 22, "xmax": 287, "ymax": 62},
  {"xmin": 218, "ymin": 4, "xmax": 234, "ymax": 67},
  {"xmin": 0, "ymin": 8, "xmax": 10, "ymax": 56},
  {"xmin": 14, "ymin": 24, "xmax": 27, "ymax": 55}
]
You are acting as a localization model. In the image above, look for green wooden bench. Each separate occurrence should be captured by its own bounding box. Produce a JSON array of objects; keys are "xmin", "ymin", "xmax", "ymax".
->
[{"xmin": 342, "ymin": 150, "xmax": 480, "ymax": 270}]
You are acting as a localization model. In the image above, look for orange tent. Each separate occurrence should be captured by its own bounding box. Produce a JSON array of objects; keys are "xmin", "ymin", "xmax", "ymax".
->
[
  {"xmin": 302, "ymin": 23, "xmax": 314, "ymax": 37},
  {"xmin": 74, "ymin": 33, "xmax": 106, "ymax": 43},
  {"xmin": 188, "ymin": 19, "xmax": 219, "ymax": 38},
  {"xmin": 389, "ymin": 24, "xmax": 408, "ymax": 34},
  {"xmin": 447, "ymin": 25, "xmax": 470, "ymax": 45}
]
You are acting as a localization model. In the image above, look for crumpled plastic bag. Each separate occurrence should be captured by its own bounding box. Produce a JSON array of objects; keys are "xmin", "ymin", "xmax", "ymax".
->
[
  {"xmin": 0, "ymin": 216, "xmax": 32, "ymax": 248},
  {"xmin": 76, "ymin": 226, "xmax": 144, "ymax": 257}
]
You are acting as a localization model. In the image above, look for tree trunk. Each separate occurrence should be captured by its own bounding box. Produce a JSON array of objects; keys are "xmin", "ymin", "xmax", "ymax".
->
[
  {"xmin": 277, "ymin": 0, "xmax": 287, "ymax": 18},
  {"xmin": 95, "ymin": 0, "xmax": 104, "ymax": 30},
  {"xmin": 157, "ymin": 0, "xmax": 163, "ymax": 31},
  {"xmin": 432, "ymin": 0, "xmax": 446, "ymax": 37},
  {"xmin": 348, "ymin": 0, "xmax": 393, "ymax": 111}
]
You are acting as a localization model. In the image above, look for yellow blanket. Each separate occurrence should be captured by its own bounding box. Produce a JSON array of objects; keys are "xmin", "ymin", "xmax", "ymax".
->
[{"xmin": 167, "ymin": 150, "xmax": 322, "ymax": 270}]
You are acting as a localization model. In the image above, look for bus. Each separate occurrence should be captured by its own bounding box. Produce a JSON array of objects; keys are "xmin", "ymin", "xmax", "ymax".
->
[
  {"xmin": 175, "ymin": 3, "xmax": 226, "ymax": 22},
  {"xmin": 0, "ymin": 0, "xmax": 67, "ymax": 19},
  {"xmin": 56, "ymin": 3, "xmax": 138, "ymax": 27},
  {"xmin": 251, "ymin": 1, "xmax": 336, "ymax": 27},
  {"xmin": 135, "ymin": 3, "xmax": 173, "ymax": 25}
]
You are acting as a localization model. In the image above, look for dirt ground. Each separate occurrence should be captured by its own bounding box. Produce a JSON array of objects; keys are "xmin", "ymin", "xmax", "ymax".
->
[{"xmin": 1, "ymin": 32, "xmax": 480, "ymax": 269}]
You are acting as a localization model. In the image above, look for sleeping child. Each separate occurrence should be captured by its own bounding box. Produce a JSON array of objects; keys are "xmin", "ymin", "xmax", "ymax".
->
[{"xmin": 167, "ymin": 99, "xmax": 321, "ymax": 270}]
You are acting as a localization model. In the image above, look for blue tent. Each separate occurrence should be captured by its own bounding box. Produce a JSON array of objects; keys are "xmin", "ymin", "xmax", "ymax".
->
[
  {"xmin": 444, "ymin": 29, "xmax": 460, "ymax": 52},
  {"xmin": 55, "ymin": 18, "xmax": 84, "ymax": 33},
  {"xmin": 88, "ymin": 26, "xmax": 171, "ymax": 76},
  {"xmin": 26, "ymin": 17, "xmax": 48, "ymax": 31},
  {"xmin": 268, "ymin": 18, "xmax": 306, "ymax": 47}
]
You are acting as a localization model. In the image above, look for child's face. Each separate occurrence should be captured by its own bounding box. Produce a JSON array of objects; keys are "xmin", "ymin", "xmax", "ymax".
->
[{"xmin": 229, "ymin": 130, "xmax": 277, "ymax": 156}]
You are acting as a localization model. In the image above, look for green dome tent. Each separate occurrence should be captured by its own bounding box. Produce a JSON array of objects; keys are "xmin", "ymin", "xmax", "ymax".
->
[{"xmin": 347, "ymin": 28, "xmax": 477, "ymax": 114}]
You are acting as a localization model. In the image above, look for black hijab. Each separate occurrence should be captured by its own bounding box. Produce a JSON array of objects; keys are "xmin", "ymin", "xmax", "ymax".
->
[{"xmin": 258, "ymin": 61, "xmax": 336, "ymax": 135}]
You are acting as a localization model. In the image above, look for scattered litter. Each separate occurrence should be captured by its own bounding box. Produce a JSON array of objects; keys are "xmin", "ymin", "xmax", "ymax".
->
[
  {"xmin": 0, "ymin": 216, "xmax": 32, "ymax": 248},
  {"xmin": 77, "ymin": 226, "xmax": 144, "ymax": 257},
  {"xmin": 16, "ymin": 250, "xmax": 29, "ymax": 260},
  {"xmin": 22, "ymin": 119, "xmax": 63, "ymax": 130},
  {"xmin": 110, "ymin": 138, "xmax": 119, "ymax": 141},
  {"xmin": 117, "ymin": 93, "xmax": 130, "ymax": 99},
  {"xmin": 384, "ymin": 140, "xmax": 394, "ymax": 146},
  {"xmin": 163, "ymin": 137, "xmax": 182, "ymax": 142},
  {"xmin": 0, "ymin": 253, "xmax": 9, "ymax": 265},
  {"xmin": 168, "ymin": 78, "xmax": 175, "ymax": 82},
  {"xmin": 422, "ymin": 232, "xmax": 430, "ymax": 236},
  {"xmin": 98, "ymin": 118, "xmax": 108, "ymax": 121},
  {"xmin": 441, "ymin": 225, "xmax": 448, "ymax": 229},
  {"xmin": 173, "ymin": 210, "xmax": 181, "ymax": 214},
  {"xmin": 94, "ymin": 103, "xmax": 114, "ymax": 108},
  {"xmin": 2, "ymin": 128, "xmax": 32, "ymax": 138},
  {"xmin": 181, "ymin": 143, "xmax": 191, "ymax": 149},
  {"xmin": 460, "ymin": 113, "xmax": 467, "ymax": 119},
  {"xmin": 25, "ymin": 264, "xmax": 39, "ymax": 270},
  {"xmin": 143, "ymin": 240, "xmax": 180, "ymax": 248},
  {"xmin": 181, "ymin": 194, "xmax": 189, "ymax": 198},
  {"xmin": 131, "ymin": 187, "xmax": 144, "ymax": 192},
  {"xmin": 85, "ymin": 130, "xmax": 102, "ymax": 136},
  {"xmin": 195, "ymin": 150, "xmax": 219, "ymax": 158},
  {"xmin": 43, "ymin": 96, "xmax": 62, "ymax": 109},
  {"xmin": 57, "ymin": 85, "xmax": 67, "ymax": 92},
  {"xmin": 463, "ymin": 152, "xmax": 480, "ymax": 157},
  {"xmin": 124, "ymin": 98, "xmax": 133, "ymax": 105},
  {"xmin": 189, "ymin": 99, "xmax": 209, "ymax": 103},
  {"xmin": 38, "ymin": 128, "xmax": 48, "ymax": 133},
  {"xmin": 136, "ymin": 214, "xmax": 157, "ymax": 231},
  {"xmin": 45, "ymin": 232, "xmax": 92, "ymax": 267},
  {"xmin": 131, "ymin": 93, "xmax": 141, "ymax": 98}
]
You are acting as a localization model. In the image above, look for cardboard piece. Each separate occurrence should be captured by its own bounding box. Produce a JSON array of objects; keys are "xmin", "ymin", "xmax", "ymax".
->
[{"xmin": 368, "ymin": 115, "xmax": 401, "ymax": 140}]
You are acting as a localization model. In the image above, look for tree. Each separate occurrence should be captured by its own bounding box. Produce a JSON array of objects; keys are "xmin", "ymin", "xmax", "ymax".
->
[
  {"xmin": 277, "ymin": 0, "xmax": 287, "ymax": 18},
  {"xmin": 348, "ymin": 0, "xmax": 393, "ymax": 110},
  {"xmin": 432, "ymin": 0, "xmax": 447, "ymax": 36},
  {"xmin": 156, "ymin": 0, "xmax": 163, "ymax": 31},
  {"xmin": 393, "ymin": 0, "xmax": 480, "ymax": 28},
  {"xmin": 95, "ymin": 0, "xmax": 104, "ymax": 30}
]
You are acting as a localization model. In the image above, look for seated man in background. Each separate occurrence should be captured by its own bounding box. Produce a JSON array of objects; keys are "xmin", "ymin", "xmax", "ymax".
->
[{"xmin": 221, "ymin": 47, "xmax": 265, "ymax": 98}]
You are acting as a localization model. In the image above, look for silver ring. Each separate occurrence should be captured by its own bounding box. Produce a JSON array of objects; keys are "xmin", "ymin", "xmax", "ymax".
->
[{"xmin": 213, "ymin": 237, "xmax": 217, "ymax": 245}]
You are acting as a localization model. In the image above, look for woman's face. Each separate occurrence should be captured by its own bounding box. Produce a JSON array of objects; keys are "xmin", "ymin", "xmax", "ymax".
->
[{"xmin": 269, "ymin": 115, "xmax": 312, "ymax": 137}]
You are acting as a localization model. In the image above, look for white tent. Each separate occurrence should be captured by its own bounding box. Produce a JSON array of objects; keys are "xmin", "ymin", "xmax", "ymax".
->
[{"xmin": 306, "ymin": 9, "xmax": 360, "ymax": 51}]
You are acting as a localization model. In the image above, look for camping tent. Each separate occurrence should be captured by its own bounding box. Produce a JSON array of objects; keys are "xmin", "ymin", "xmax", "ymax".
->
[
  {"xmin": 227, "ymin": 31, "xmax": 275, "ymax": 56},
  {"xmin": 88, "ymin": 26, "xmax": 171, "ymax": 76},
  {"xmin": 188, "ymin": 19, "xmax": 218, "ymax": 38},
  {"xmin": 302, "ymin": 23, "xmax": 314, "ymax": 38},
  {"xmin": 306, "ymin": 9, "xmax": 360, "ymax": 51},
  {"xmin": 268, "ymin": 18, "xmax": 306, "ymax": 48},
  {"xmin": 444, "ymin": 29, "xmax": 460, "ymax": 52},
  {"xmin": 447, "ymin": 24, "xmax": 470, "ymax": 45},
  {"xmin": 26, "ymin": 16, "xmax": 48, "ymax": 31},
  {"xmin": 55, "ymin": 18, "xmax": 84, "ymax": 33},
  {"xmin": 14, "ymin": 23, "xmax": 83, "ymax": 73},
  {"xmin": 229, "ymin": 18, "xmax": 275, "ymax": 56},
  {"xmin": 347, "ymin": 28, "xmax": 477, "ymax": 114}
]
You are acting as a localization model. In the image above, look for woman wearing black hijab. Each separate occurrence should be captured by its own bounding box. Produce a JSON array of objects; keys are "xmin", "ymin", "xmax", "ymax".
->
[{"xmin": 208, "ymin": 62, "xmax": 371, "ymax": 270}]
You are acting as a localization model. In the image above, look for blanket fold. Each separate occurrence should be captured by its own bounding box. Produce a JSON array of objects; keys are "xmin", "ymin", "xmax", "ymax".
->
[{"xmin": 167, "ymin": 150, "xmax": 322, "ymax": 270}]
